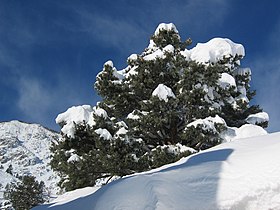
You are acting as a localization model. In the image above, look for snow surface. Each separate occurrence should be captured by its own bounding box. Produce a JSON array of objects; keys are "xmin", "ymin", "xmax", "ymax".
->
[
  {"xmin": 152, "ymin": 84, "xmax": 176, "ymax": 102},
  {"xmin": 33, "ymin": 127, "xmax": 280, "ymax": 210}
]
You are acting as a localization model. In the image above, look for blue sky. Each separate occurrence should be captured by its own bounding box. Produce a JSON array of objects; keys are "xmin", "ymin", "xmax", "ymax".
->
[{"xmin": 1, "ymin": 0, "xmax": 280, "ymax": 132}]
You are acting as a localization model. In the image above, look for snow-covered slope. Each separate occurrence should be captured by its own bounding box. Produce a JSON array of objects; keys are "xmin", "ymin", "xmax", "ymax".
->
[
  {"xmin": 0, "ymin": 120, "xmax": 60, "ymax": 205},
  {"xmin": 34, "ymin": 131, "xmax": 280, "ymax": 210}
]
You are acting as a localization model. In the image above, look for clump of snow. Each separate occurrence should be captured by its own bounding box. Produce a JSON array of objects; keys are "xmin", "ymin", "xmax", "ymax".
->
[
  {"xmin": 127, "ymin": 54, "xmax": 138, "ymax": 62},
  {"xmin": 146, "ymin": 40, "xmax": 157, "ymax": 50},
  {"xmin": 103, "ymin": 60, "xmax": 114, "ymax": 68},
  {"xmin": 115, "ymin": 127, "xmax": 128, "ymax": 137},
  {"xmin": 234, "ymin": 124, "xmax": 267, "ymax": 139},
  {"xmin": 218, "ymin": 73, "xmax": 236, "ymax": 89},
  {"xmin": 143, "ymin": 44, "xmax": 175, "ymax": 61},
  {"xmin": 143, "ymin": 49, "xmax": 164, "ymax": 61},
  {"xmin": 236, "ymin": 93, "xmax": 249, "ymax": 104},
  {"xmin": 163, "ymin": 44, "xmax": 174, "ymax": 54},
  {"xmin": 56, "ymin": 105, "xmax": 109, "ymax": 138},
  {"xmin": 94, "ymin": 128, "xmax": 112, "ymax": 140},
  {"xmin": 246, "ymin": 112, "xmax": 269, "ymax": 125},
  {"xmin": 127, "ymin": 111, "xmax": 140, "ymax": 120},
  {"xmin": 152, "ymin": 84, "xmax": 176, "ymax": 102},
  {"xmin": 56, "ymin": 105, "xmax": 95, "ymax": 138},
  {"xmin": 190, "ymin": 38, "xmax": 245, "ymax": 64},
  {"xmin": 56, "ymin": 105, "xmax": 93, "ymax": 126},
  {"xmin": 126, "ymin": 66, "xmax": 138, "ymax": 77},
  {"xmin": 113, "ymin": 69, "xmax": 125, "ymax": 81},
  {"xmin": 102, "ymin": 60, "xmax": 125, "ymax": 81},
  {"xmin": 180, "ymin": 49, "xmax": 191, "ymax": 60},
  {"xmin": 67, "ymin": 154, "xmax": 81, "ymax": 163},
  {"xmin": 187, "ymin": 115, "xmax": 226, "ymax": 132},
  {"xmin": 154, "ymin": 23, "xmax": 178, "ymax": 35},
  {"xmin": 115, "ymin": 121, "xmax": 128, "ymax": 129},
  {"xmin": 93, "ymin": 106, "xmax": 108, "ymax": 119},
  {"xmin": 155, "ymin": 143, "xmax": 197, "ymax": 155},
  {"xmin": 222, "ymin": 124, "xmax": 267, "ymax": 142},
  {"xmin": 233, "ymin": 67, "xmax": 251, "ymax": 76}
]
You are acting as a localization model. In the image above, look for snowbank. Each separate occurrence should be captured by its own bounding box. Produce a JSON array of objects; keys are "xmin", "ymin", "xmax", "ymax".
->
[{"xmin": 33, "ymin": 129, "xmax": 280, "ymax": 210}]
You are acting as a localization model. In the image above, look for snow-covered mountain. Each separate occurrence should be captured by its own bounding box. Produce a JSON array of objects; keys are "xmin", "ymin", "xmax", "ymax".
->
[
  {"xmin": 34, "ymin": 130, "xmax": 280, "ymax": 210},
  {"xmin": 0, "ymin": 120, "xmax": 61, "ymax": 205}
]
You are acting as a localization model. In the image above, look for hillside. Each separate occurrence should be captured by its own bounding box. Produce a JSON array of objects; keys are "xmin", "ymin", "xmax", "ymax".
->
[
  {"xmin": 0, "ymin": 120, "xmax": 60, "ymax": 206},
  {"xmin": 33, "ymin": 129, "xmax": 280, "ymax": 210}
]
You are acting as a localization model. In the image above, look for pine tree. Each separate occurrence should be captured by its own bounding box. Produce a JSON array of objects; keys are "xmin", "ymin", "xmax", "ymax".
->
[
  {"xmin": 4, "ymin": 175, "xmax": 47, "ymax": 210},
  {"xmin": 51, "ymin": 23, "xmax": 268, "ymax": 191},
  {"xmin": 5, "ymin": 164, "xmax": 13, "ymax": 175}
]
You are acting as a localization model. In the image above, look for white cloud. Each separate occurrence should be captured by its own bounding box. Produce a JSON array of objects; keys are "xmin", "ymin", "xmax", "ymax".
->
[
  {"xmin": 15, "ymin": 73, "xmax": 98, "ymax": 130},
  {"xmin": 17, "ymin": 77, "xmax": 53, "ymax": 120},
  {"xmin": 249, "ymin": 20, "xmax": 280, "ymax": 132},
  {"xmin": 59, "ymin": 0, "xmax": 230, "ymax": 53},
  {"xmin": 251, "ymin": 59, "xmax": 280, "ymax": 132},
  {"xmin": 152, "ymin": 0, "xmax": 229, "ymax": 30}
]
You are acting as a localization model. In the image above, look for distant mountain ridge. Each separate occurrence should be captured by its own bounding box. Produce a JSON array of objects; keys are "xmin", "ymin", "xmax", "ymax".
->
[{"xmin": 0, "ymin": 120, "xmax": 61, "ymax": 206}]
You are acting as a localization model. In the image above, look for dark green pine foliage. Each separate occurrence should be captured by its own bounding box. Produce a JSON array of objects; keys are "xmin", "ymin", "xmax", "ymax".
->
[
  {"xmin": 52, "ymin": 23, "xmax": 267, "ymax": 192},
  {"xmin": 4, "ymin": 175, "xmax": 46, "ymax": 210},
  {"xmin": 51, "ymin": 113, "xmax": 148, "ymax": 191},
  {"xmin": 220, "ymin": 65, "xmax": 264, "ymax": 128},
  {"xmin": 5, "ymin": 164, "xmax": 13, "ymax": 175}
]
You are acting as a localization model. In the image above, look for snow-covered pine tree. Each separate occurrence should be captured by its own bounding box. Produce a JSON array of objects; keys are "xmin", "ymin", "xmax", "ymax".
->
[
  {"xmin": 4, "ymin": 175, "xmax": 47, "ymax": 210},
  {"xmin": 51, "ymin": 105, "xmax": 148, "ymax": 191},
  {"xmin": 51, "ymin": 23, "xmax": 268, "ymax": 191}
]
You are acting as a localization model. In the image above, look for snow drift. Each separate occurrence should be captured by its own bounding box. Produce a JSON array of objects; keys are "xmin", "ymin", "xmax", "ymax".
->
[{"xmin": 34, "ymin": 131, "xmax": 280, "ymax": 210}]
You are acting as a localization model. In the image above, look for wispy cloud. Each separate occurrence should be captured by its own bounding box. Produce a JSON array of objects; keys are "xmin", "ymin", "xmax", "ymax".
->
[
  {"xmin": 250, "ymin": 20, "xmax": 280, "ymax": 132},
  {"xmin": 59, "ymin": 0, "xmax": 230, "ymax": 52},
  {"xmin": 17, "ymin": 77, "xmax": 52, "ymax": 120},
  {"xmin": 14, "ymin": 73, "xmax": 98, "ymax": 129}
]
